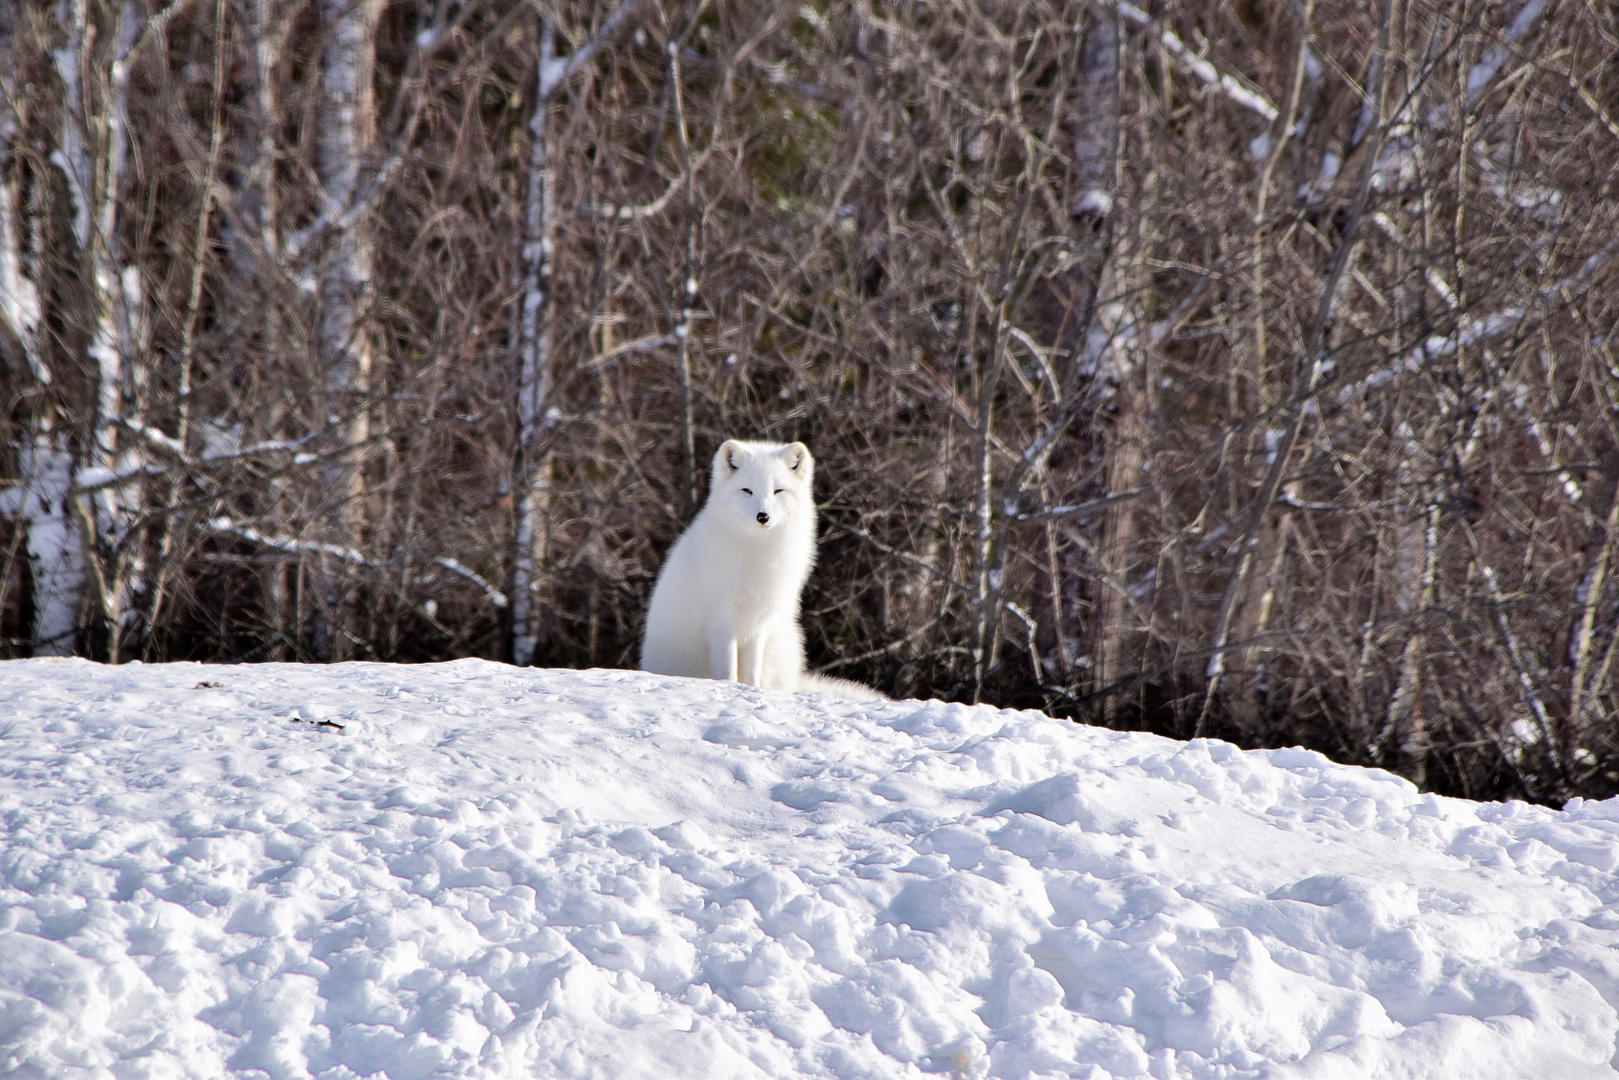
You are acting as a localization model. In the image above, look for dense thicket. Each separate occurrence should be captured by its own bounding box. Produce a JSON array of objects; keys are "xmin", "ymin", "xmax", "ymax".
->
[{"xmin": 4, "ymin": 0, "xmax": 1618, "ymax": 805}]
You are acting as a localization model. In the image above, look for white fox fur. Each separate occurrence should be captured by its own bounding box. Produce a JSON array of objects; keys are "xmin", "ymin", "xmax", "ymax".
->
[{"xmin": 640, "ymin": 439, "xmax": 884, "ymax": 701}]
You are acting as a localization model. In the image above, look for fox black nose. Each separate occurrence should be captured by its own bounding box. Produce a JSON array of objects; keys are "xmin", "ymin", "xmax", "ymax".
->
[{"xmin": 756, "ymin": 511, "xmax": 770, "ymax": 525}]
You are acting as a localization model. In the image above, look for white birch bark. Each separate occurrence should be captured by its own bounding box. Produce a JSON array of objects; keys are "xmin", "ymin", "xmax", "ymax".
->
[
  {"xmin": 510, "ymin": 0, "xmax": 638, "ymax": 666},
  {"xmin": 236, "ymin": 0, "xmax": 291, "ymax": 657},
  {"xmin": 313, "ymin": 0, "xmax": 383, "ymax": 659},
  {"xmin": 669, "ymin": 32, "xmax": 700, "ymax": 514},
  {"xmin": 1372, "ymin": 421, "xmax": 1440, "ymax": 768},
  {"xmin": 0, "ymin": 177, "xmax": 42, "ymax": 382},
  {"xmin": 510, "ymin": 18, "xmax": 560, "ymax": 669},
  {"xmin": 318, "ymin": 0, "xmax": 381, "ymax": 409},
  {"xmin": 0, "ymin": 4, "xmax": 42, "ymax": 385},
  {"xmin": 45, "ymin": 0, "xmax": 155, "ymax": 658},
  {"xmin": 1477, "ymin": 560, "xmax": 1564, "ymax": 784},
  {"xmin": 2, "ymin": 432, "xmax": 85, "ymax": 654},
  {"xmin": 318, "ymin": 0, "xmax": 381, "ymax": 460},
  {"xmin": 1070, "ymin": 11, "xmax": 1144, "ymax": 717},
  {"xmin": 0, "ymin": 6, "xmax": 79, "ymax": 655},
  {"xmin": 221, "ymin": 0, "xmax": 282, "ymax": 283}
]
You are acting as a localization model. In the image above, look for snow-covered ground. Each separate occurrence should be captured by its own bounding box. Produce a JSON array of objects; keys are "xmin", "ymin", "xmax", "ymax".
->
[{"xmin": 1, "ymin": 659, "xmax": 1616, "ymax": 1079}]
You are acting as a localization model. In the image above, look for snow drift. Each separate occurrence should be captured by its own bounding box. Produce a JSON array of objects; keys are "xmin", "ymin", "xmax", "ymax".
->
[{"xmin": 1, "ymin": 658, "xmax": 1616, "ymax": 1079}]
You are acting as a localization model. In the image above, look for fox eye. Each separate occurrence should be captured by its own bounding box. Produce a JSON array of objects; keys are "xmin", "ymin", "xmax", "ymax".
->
[
  {"xmin": 774, "ymin": 488, "xmax": 784, "ymax": 494},
  {"xmin": 740, "ymin": 488, "xmax": 752, "ymax": 494}
]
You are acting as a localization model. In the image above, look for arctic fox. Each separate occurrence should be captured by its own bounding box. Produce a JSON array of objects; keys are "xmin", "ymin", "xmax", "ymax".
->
[{"xmin": 640, "ymin": 439, "xmax": 884, "ymax": 700}]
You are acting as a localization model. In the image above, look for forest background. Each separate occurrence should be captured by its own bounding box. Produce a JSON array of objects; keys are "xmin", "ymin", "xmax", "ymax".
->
[{"xmin": 2, "ymin": 0, "xmax": 1618, "ymax": 806}]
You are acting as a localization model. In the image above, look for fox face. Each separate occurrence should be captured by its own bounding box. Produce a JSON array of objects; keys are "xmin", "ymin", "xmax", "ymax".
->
[{"xmin": 709, "ymin": 440, "xmax": 814, "ymax": 532}]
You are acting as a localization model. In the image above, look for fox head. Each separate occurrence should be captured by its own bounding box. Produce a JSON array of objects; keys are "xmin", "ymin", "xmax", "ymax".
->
[{"xmin": 708, "ymin": 439, "xmax": 814, "ymax": 533}]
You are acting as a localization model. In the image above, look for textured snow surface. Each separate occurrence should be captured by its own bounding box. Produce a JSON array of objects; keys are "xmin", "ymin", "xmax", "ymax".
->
[{"xmin": 2, "ymin": 659, "xmax": 1618, "ymax": 1079}]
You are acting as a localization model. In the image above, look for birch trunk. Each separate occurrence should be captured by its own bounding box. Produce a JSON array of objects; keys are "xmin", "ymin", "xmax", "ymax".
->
[
  {"xmin": 1093, "ymin": 318, "xmax": 1143, "ymax": 720},
  {"xmin": 969, "ymin": 350, "xmax": 1003, "ymax": 701},
  {"xmin": 510, "ymin": 18, "xmax": 559, "ymax": 668},
  {"xmin": 223, "ymin": 0, "xmax": 282, "ymax": 286},
  {"xmin": 244, "ymin": 0, "xmax": 291, "ymax": 658},
  {"xmin": 669, "ymin": 32, "xmax": 700, "ymax": 514},
  {"xmin": 508, "ymin": 1, "xmax": 638, "ymax": 665},
  {"xmin": 49, "ymin": 0, "xmax": 151, "ymax": 660},
  {"xmin": 1379, "ymin": 502, "xmax": 1439, "ymax": 771},
  {"xmin": 315, "ymin": 0, "xmax": 383, "ymax": 660},
  {"xmin": 0, "ymin": 5, "xmax": 80, "ymax": 655},
  {"xmin": 1067, "ymin": 12, "xmax": 1141, "ymax": 718},
  {"xmin": 13, "ymin": 431, "xmax": 84, "ymax": 654},
  {"xmin": 979, "ymin": 33, "xmax": 1124, "ymax": 705},
  {"xmin": 0, "ymin": 3, "xmax": 43, "ymax": 387}
]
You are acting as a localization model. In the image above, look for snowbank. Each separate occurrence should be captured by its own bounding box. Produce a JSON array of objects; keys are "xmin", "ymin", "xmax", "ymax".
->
[{"xmin": 0, "ymin": 658, "xmax": 1616, "ymax": 1078}]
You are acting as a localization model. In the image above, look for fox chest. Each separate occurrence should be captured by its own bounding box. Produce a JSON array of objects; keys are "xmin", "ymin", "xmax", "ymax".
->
[{"xmin": 707, "ymin": 549, "xmax": 807, "ymax": 613}]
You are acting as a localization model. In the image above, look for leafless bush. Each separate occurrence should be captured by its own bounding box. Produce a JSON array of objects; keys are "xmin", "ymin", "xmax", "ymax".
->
[{"xmin": 3, "ymin": 0, "xmax": 1617, "ymax": 805}]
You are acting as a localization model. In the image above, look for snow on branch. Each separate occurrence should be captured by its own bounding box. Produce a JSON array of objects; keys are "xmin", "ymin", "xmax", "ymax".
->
[
  {"xmin": 1112, "ymin": 2, "xmax": 1279, "ymax": 124},
  {"xmin": 1370, "ymin": 222, "xmax": 1587, "ymax": 507},
  {"xmin": 430, "ymin": 556, "xmax": 509, "ymax": 609},
  {"xmin": 283, "ymin": 150, "xmax": 407, "ymax": 262},
  {"xmin": 1340, "ymin": 236, "xmax": 1619, "ymax": 404},
  {"xmin": 576, "ymin": 147, "xmax": 719, "ymax": 221},
  {"xmin": 1017, "ymin": 485, "xmax": 1155, "ymax": 525},
  {"xmin": 540, "ymin": 0, "xmax": 640, "ymax": 102},
  {"xmin": 583, "ymin": 331, "xmax": 680, "ymax": 372},
  {"xmin": 117, "ymin": 415, "xmax": 327, "ymax": 467},
  {"xmin": 1464, "ymin": 0, "xmax": 1546, "ymax": 109},
  {"xmin": 72, "ymin": 460, "xmax": 170, "ymax": 495},
  {"xmin": 1022, "ymin": 231, "xmax": 1613, "ymax": 531},
  {"xmin": 1393, "ymin": 0, "xmax": 1550, "ymax": 145},
  {"xmin": 120, "ymin": 0, "xmax": 200, "ymax": 70},
  {"xmin": 209, "ymin": 516, "xmax": 377, "ymax": 568},
  {"xmin": 208, "ymin": 517, "xmax": 508, "ymax": 609}
]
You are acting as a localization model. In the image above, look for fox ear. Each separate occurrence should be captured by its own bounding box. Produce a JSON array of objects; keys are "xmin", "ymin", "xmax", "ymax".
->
[
  {"xmin": 784, "ymin": 442, "xmax": 811, "ymax": 472},
  {"xmin": 716, "ymin": 439, "xmax": 746, "ymax": 472}
]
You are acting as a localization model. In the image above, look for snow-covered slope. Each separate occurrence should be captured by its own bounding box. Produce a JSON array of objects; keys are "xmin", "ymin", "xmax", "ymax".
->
[{"xmin": 1, "ymin": 659, "xmax": 1616, "ymax": 1079}]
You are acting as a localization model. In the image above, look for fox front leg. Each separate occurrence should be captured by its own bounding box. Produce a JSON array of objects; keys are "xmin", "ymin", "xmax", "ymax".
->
[
  {"xmin": 707, "ymin": 626, "xmax": 740, "ymax": 682},
  {"xmin": 739, "ymin": 634, "xmax": 767, "ymax": 687}
]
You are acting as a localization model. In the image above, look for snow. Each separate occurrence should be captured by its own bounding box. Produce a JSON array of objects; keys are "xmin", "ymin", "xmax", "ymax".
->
[{"xmin": 2, "ymin": 659, "xmax": 1617, "ymax": 1079}]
